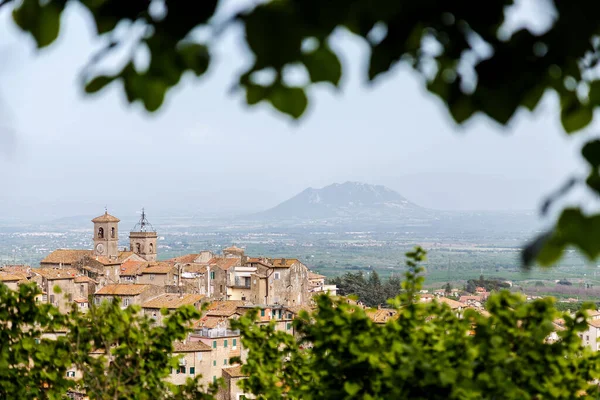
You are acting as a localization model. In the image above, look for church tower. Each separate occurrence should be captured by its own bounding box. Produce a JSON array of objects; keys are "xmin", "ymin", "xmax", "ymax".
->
[
  {"xmin": 92, "ymin": 210, "xmax": 120, "ymax": 259},
  {"xmin": 129, "ymin": 208, "xmax": 157, "ymax": 262}
]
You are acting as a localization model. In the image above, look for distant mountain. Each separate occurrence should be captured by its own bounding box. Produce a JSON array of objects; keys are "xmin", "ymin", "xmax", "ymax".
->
[{"xmin": 255, "ymin": 182, "xmax": 429, "ymax": 221}]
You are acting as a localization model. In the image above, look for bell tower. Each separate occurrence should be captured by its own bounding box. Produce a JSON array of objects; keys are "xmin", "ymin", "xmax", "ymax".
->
[
  {"xmin": 129, "ymin": 208, "xmax": 157, "ymax": 262},
  {"xmin": 92, "ymin": 210, "xmax": 120, "ymax": 259}
]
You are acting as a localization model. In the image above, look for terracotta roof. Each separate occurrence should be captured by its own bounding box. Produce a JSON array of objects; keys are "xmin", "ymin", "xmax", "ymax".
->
[
  {"xmin": 74, "ymin": 298, "xmax": 89, "ymax": 304},
  {"xmin": 92, "ymin": 212, "xmax": 120, "ymax": 223},
  {"xmin": 74, "ymin": 276, "xmax": 97, "ymax": 283},
  {"xmin": 308, "ymin": 272, "xmax": 326, "ymax": 280},
  {"xmin": 586, "ymin": 310, "xmax": 600, "ymax": 318},
  {"xmin": 1, "ymin": 265, "xmax": 32, "ymax": 278},
  {"xmin": 172, "ymin": 341, "xmax": 212, "ymax": 352},
  {"xmin": 589, "ymin": 319, "xmax": 600, "ymax": 328},
  {"xmin": 207, "ymin": 257, "xmax": 240, "ymax": 271},
  {"xmin": 366, "ymin": 308, "xmax": 397, "ymax": 323},
  {"xmin": 438, "ymin": 297, "xmax": 466, "ymax": 309},
  {"xmin": 142, "ymin": 293, "xmax": 204, "ymax": 309},
  {"xmin": 167, "ymin": 254, "xmax": 200, "ymax": 264},
  {"xmin": 459, "ymin": 296, "xmax": 482, "ymax": 303},
  {"xmin": 205, "ymin": 300, "xmax": 248, "ymax": 317},
  {"xmin": 222, "ymin": 366, "xmax": 246, "ymax": 378},
  {"xmin": 120, "ymin": 260, "xmax": 147, "ymax": 276},
  {"xmin": 193, "ymin": 316, "xmax": 219, "ymax": 329},
  {"xmin": 117, "ymin": 251, "xmax": 137, "ymax": 262},
  {"xmin": 0, "ymin": 272, "xmax": 23, "ymax": 282},
  {"xmin": 142, "ymin": 262, "xmax": 175, "ymax": 274},
  {"xmin": 40, "ymin": 249, "xmax": 91, "ymax": 265},
  {"xmin": 183, "ymin": 265, "xmax": 207, "ymax": 274},
  {"xmin": 224, "ymin": 245, "xmax": 244, "ymax": 253},
  {"xmin": 287, "ymin": 305, "xmax": 313, "ymax": 315},
  {"xmin": 35, "ymin": 268, "xmax": 79, "ymax": 280},
  {"xmin": 269, "ymin": 258, "xmax": 299, "ymax": 268},
  {"xmin": 92, "ymin": 256, "xmax": 121, "ymax": 266},
  {"xmin": 95, "ymin": 284, "xmax": 151, "ymax": 296}
]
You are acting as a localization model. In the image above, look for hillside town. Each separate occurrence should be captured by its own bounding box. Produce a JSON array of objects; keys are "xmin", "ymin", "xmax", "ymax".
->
[
  {"xmin": 0, "ymin": 211, "xmax": 340, "ymax": 399},
  {"xmin": 0, "ymin": 210, "xmax": 594, "ymax": 399}
]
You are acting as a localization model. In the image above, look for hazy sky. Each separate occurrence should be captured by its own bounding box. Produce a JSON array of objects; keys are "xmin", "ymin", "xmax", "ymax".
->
[{"xmin": 0, "ymin": 1, "xmax": 594, "ymax": 220}]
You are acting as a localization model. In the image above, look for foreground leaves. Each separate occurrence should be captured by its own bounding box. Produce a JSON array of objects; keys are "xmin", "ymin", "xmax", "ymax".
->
[{"xmin": 234, "ymin": 248, "xmax": 600, "ymax": 399}]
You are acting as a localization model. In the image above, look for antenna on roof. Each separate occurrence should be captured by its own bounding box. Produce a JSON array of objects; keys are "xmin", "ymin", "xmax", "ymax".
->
[{"xmin": 104, "ymin": 205, "xmax": 108, "ymax": 214}]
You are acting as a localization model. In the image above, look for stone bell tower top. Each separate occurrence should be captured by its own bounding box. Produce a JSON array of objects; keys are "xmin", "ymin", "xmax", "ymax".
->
[
  {"xmin": 129, "ymin": 208, "xmax": 158, "ymax": 262},
  {"xmin": 92, "ymin": 210, "xmax": 120, "ymax": 259}
]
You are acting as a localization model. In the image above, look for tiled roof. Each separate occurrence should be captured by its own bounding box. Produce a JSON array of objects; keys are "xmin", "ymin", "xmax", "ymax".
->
[
  {"xmin": 74, "ymin": 298, "xmax": 89, "ymax": 304},
  {"xmin": 1, "ymin": 265, "xmax": 32, "ymax": 278},
  {"xmin": 0, "ymin": 272, "xmax": 23, "ymax": 282},
  {"xmin": 269, "ymin": 258, "xmax": 299, "ymax": 268},
  {"xmin": 74, "ymin": 276, "xmax": 97, "ymax": 283},
  {"xmin": 92, "ymin": 256, "xmax": 121, "ymax": 266},
  {"xmin": 222, "ymin": 366, "xmax": 245, "ymax": 378},
  {"xmin": 366, "ymin": 308, "xmax": 397, "ymax": 323},
  {"xmin": 205, "ymin": 300, "xmax": 248, "ymax": 317},
  {"xmin": 183, "ymin": 265, "xmax": 207, "ymax": 274},
  {"xmin": 91, "ymin": 212, "xmax": 120, "ymax": 223},
  {"xmin": 287, "ymin": 305, "xmax": 313, "ymax": 315},
  {"xmin": 95, "ymin": 284, "xmax": 151, "ymax": 296},
  {"xmin": 167, "ymin": 254, "xmax": 199, "ymax": 264},
  {"xmin": 40, "ymin": 249, "xmax": 91, "ymax": 265},
  {"xmin": 142, "ymin": 262, "xmax": 175, "ymax": 274},
  {"xmin": 172, "ymin": 341, "xmax": 212, "ymax": 352},
  {"xmin": 438, "ymin": 297, "xmax": 466, "ymax": 309},
  {"xmin": 224, "ymin": 245, "xmax": 244, "ymax": 253},
  {"xmin": 459, "ymin": 296, "xmax": 482, "ymax": 303},
  {"xmin": 117, "ymin": 251, "xmax": 137, "ymax": 262},
  {"xmin": 120, "ymin": 260, "xmax": 146, "ymax": 276},
  {"xmin": 142, "ymin": 293, "xmax": 204, "ymax": 309},
  {"xmin": 35, "ymin": 268, "xmax": 79, "ymax": 280},
  {"xmin": 587, "ymin": 310, "xmax": 600, "ymax": 317},
  {"xmin": 194, "ymin": 316, "xmax": 226, "ymax": 329},
  {"xmin": 308, "ymin": 272, "xmax": 326, "ymax": 280},
  {"xmin": 207, "ymin": 257, "xmax": 240, "ymax": 271},
  {"xmin": 589, "ymin": 319, "xmax": 600, "ymax": 328}
]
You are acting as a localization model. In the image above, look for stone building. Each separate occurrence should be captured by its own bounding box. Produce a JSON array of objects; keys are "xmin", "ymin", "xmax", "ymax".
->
[
  {"xmin": 218, "ymin": 366, "xmax": 249, "ymax": 400},
  {"xmin": 129, "ymin": 209, "xmax": 158, "ymax": 262},
  {"xmin": 167, "ymin": 342, "xmax": 213, "ymax": 386},
  {"xmin": 0, "ymin": 272, "xmax": 23, "ymax": 291},
  {"xmin": 34, "ymin": 268, "xmax": 79, "ymax": 313},
  {"xmin": 142, "ymin": 293, "xmax": 204, "ymax": 325},
  {"xmin": 247, "ymin": 258, "xmax": 310, "ymax": 306},
  {"xmin": 94, "ymin": 284, "xmax": 163, "ymax": 308},
  {"xmin": 137, "ymin": 262, "xmax": 178, "ymax": 286}
]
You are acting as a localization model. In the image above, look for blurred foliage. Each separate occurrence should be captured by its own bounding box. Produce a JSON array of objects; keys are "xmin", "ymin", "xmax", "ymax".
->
[
  {"xmin": 0, "ymin": 282, "xmax": 217, "ymax": 399},
  {"xmin": 5, "ymin": 0, "xmax": 600, "ymax": 264},
  {"xmin": 233, "ymin": 248, "xmax": 600, "ymax": 399}
]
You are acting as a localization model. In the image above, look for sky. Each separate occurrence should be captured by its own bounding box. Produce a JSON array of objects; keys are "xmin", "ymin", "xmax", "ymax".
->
[{"xmin": 0, "ymin": 0, "xmax": 594, "ymax": 221}]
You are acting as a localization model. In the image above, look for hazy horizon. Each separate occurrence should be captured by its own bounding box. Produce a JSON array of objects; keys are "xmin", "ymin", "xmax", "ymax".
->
[{"xmin": 0, "ymin": 0, "xmax": 594, "ymax": 221}]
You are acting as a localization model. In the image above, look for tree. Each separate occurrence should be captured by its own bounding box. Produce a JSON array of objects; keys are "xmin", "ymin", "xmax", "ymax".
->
[
  {"xmin": 4, "ymin": 0, "xmax": 600, "ymax": 266},
  {"xmin": 0, "ymin": 283, "xmax": 217, "ymax": 399},
  {"xmin": 233, "ymin": 248, "xmax": 600, "ymax": 399},
  {"xmin": 444, "ymin": 282, "xmax": 452, "ymax": 295}
]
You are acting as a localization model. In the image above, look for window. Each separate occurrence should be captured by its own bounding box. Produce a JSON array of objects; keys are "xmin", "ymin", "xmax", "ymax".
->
[
  {"xmin": 224, "ymin": 340, "xmax": 228, "ymax": 348},
  {"xmin": 111, "ymin": 227, "xmax": 115, "ymax": 238},
  {"xmin": 98, "ymin": 227, "xmax": 104, "ymax": 238},
  {"xmin": 66, "ymin": 371, "xmax": 75, "ymax": 377},
  {"xmin": 274, "ymin": 272, "xmax": 280, "ymax": 280},
  {"xmin": 35, "ymin": 339, "xmax": 40, "ymax": 344},
  {"xmin": 149, "ymin": 243, "xmax": 154, "ymax": 253},
  {"xmin": 220, "ymin": 285, "xmax": 223, "ymax": 293},
  {"xmin": 123, "ymin": 298, "xmax": 130, "ymax": 306},
  {"xmin": 210, "ymin": 271, "xmax": 215, "ymax": 280},
  {"xmin": 179, "ymin": 366, "xmax": 186, "ymax": 374},
  {"xmin": 287, "ymin": 323, "xmax": 292, "ymax": 330},
  {"xmin": 260, "ymin": 310, "xmax": 265, "ymax": 317},
  {"xmin": 224, "ymin": 359, "xmax": 228, "ymax": 365},
  {"xmin": 80, "ymin": 284, "xmax": 84, "ymax": 296},
  {"xmin": 587, "ymin": 335, "xmax": 590, "ymax": 341},
  {"xmin": 213, "ymin": 360, "xmax": 217, "ymax": 367},
  {"xmin": 95, "ymin": 297, "xmax": 100, "ymax": 305},
  {"xmin": 287, "ymin": 313, "xmax": 292, "ymax": 319},
  {"xmin": 212, "ymin": 340, "xmax": 217, "ymax": 349},
  {"xmin": 233, "ymin": 338, "xmax": 237, "ymax": 347},
  {"xmin": 50, "ymin": 295, "xmax": 55, "ymax": 304},
  {"xmin": 190, "ymin": 367, "xmax": 195, "ymax": 375},
  {"xmin": 213, "ymin": 376, "xmax": 216, "ymax": 383}
]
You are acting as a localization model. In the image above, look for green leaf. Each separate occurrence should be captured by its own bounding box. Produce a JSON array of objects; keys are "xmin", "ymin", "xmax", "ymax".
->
[
  {"xmin": 142, "ymin": 79, "xmax": 168, "ymax": 112},
  {"xmin": 178, "ymin": 43, "xmax": 210, "ymax": 76},
  {"xmin": 582, "ymin": 139, "xmax": 600, "ymax": 168},
  {"xmin": 561, "ymin": 98, "xmax": 593, "ymax": 133},
  {"xmin": 302, "ymin": 44, "xmax": 342, "ymax": 86},
  {"xmin": 267, "ymin": 85, "xmax": 308, "ymax": 119},
  {"xmin": 344, "ymin": 381, "xmax": 361, "ymax": 396},
  {"xmin": 12, "ymin": 1, "xmax": 64, "ymax": 48},
  {"xmin": 246, "ymin": 84, "xmax": 268, "ymax": 105},
  {"xmin": 85, "ymin": 75, "xmax": 116, "ymax": 94}
]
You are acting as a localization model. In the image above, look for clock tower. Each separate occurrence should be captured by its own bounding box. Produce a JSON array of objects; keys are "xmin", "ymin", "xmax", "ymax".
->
[{"xmin": 92, "ymin": 210, "xmax": 120, "ymax": 259}]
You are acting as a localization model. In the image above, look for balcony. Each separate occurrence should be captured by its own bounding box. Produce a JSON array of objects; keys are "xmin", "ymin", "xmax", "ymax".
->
[
  {"xmin": 227, "ymin": 276, "xmax": 251, "ymax": 289},
  {"xmin": 192, "ymin": 328, "xmax": 240, "ymax": 338}
]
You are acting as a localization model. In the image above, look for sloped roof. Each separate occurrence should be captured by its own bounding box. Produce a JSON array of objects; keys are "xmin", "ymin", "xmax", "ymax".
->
[
  {"xmin": 172, "ymin": 341, "xmax": 212, "ymax": 352},
  {"xmin": 308, "ymin": 272, "xmax": 326, "ymax": 280},
  {"xmin": 167, "ymin": 254, "xmax": 200, "ymax": 264},
  {"xmin": 95, "ymin": 284, "xmax": 150, "ymax": 296},
  {"xmin": 120, "ymin": 260, "xmax": 147, "ymax": 276},
  {"xmin": 35, "ymin": 268, "xmax": 79, "ymax": 280},
  {"xmin": 183, "ymin": 264, "xmax": 207, "ymax": 274},
  {"xmin": 74, "ymin": 298, "xmax": 89, "ymax": 304},
  {"xmin": 205, "ymin": 300, "xmax": 248, "ymax": 317},
  {"xmin": 142, "ymin": 262, "xmax": 175, "ymax": 274},
  {"xmin": 222, "ymin": 366, "xmax": 246, "ymax": 378},
  {"xmin": 92, "ymin": 212, "xmax": 120, "ymax": 223},
  {"xmin": 269, "ymin": 258, "xmax": 300, "ymax": 268},
  {"xmin": 40, "ymin": 249, "xmax": 91, "ymax": 265},
  {"xmin": 74, "ymin": 276, "xmax": 97, "ymax": 283},
  {"xmin": 194, "ymin": 316, "xmax": 226, "ymax": 329},
  {"xmin": 142, "ymin": 293, "xmax": 204, "ymax": 309},
  {"xmin": 438, "ymin": 297, "xmax": 466, "ymax": 309},
  {"xmin": 92, "ymin": 256, "xmax": 121, "ymax": 266},
  {"xmin": 1, "ymin": 265, "xmax": 32, "ymax": 278},
  {"xmin": 117, "ymin": 251, "xmax": 139, "ymax": 262},
  {"xmin": 0, "ymin": 272, "xmax": 23, "ymax": 282},
  {"xmin": 207, "ymin": 257, "xmax": 240, "ymax": 271}
]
